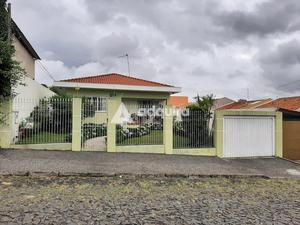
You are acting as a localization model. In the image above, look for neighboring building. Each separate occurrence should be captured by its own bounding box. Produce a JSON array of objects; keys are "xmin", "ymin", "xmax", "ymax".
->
[
  {"xmin": 257, "ymin": 97, "xmax": 300, "ymax": 160},
  {"xmin": 12, "ymin": 19, "xmax": 55, "ymax": 99},
  {"xmin": 12, "ymin": 20, "xmax": 40, "ymax": 79},
  {"xmin": 218, "ymin": 96, "xmax": 300, "ymax": 113},
  {"xmin": 169, "ymin": 96, "xmax": 189, "ymax": 108},
  {"xmin": 211, "ymin": 97, "xmax": 235, "ymax": 111},
  {"xmin": 258, "ymin": 96, "xmax": 300, "ymax": 112},
  {"xmin": 11, "ymin": 20, "xmax": 55, "ymax": 143},
  {"xmin": 218, "ymin": 98, "xmax": 273, "ymax": 110},
  {"xmin": 188, "ymin": 97, "xmax": 235, "ymax": 111},
  {"xmin": 12, "ymin": 20, "xmax": 55, "ymax": 99}
]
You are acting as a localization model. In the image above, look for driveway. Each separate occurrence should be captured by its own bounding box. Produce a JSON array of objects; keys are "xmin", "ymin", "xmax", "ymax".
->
[{"xmin": 0, "ymin": 149, "xmax": 300, "ymax": 178}]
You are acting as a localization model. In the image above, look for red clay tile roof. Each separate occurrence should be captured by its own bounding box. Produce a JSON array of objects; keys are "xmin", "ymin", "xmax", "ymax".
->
[
  {"xmin": 62, "ymin": 73, "xmax": 173, "ymax": 87},
  {"xmin": 258, "ymin": 96, "xmax": 300, "ymax": 111},
  {"xmin": 169, "ymin": 96, "xmax": 189, "ymax": 108},
  {"xmin": 218, "ymin": 101, "xmax": 249, "ymax": 110},
  {"xmin": 219, "ymin": 99, "xmax": 273, "ymax": 110}
]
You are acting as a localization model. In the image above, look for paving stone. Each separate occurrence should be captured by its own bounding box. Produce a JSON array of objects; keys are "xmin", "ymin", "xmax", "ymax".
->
[{"xmin": 0, "ymin": 176, "xmax": 299, "ymax": 224}]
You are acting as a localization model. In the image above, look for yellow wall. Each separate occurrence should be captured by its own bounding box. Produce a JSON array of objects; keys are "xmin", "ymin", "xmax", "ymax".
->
[
  {"xmin": 0, "ymin": 99, "xmax": 12, "ymax": 148},
  {"xmin": 11, "ymin": 143, "xmax": 71, "ymax": 151},
  {"xmin": 83, "ymin": 112, "xmax": 108, "ymax": 124},
  {"xmin": 215, "ymin": 110, "xmax": 283, "ymax": 158}
]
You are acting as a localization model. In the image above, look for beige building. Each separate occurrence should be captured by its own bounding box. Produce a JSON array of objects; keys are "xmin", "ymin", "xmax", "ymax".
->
[
  {"xmin": 12, "ymin": 20, "xmax": 40, "ymax": 79},
  {"xmin": 11, "ymin": 20, "xmax": 55, "ymax": 144}
]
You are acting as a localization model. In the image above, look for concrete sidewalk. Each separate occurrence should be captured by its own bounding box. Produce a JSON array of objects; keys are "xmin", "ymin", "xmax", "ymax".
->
[{"xmin": 0, "ymin": 149, "xmax": 300, "ymax": 178}]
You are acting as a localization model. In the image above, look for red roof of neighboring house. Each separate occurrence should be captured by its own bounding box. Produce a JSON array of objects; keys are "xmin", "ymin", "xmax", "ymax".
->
[
  {"xmin": 218, "ymin": 101, "xmax": 248, "ymax": 110},
  {"xmin": 219, "ymin": 99, "xmax": 273, "ymax": 110},
  {"xmin": 62, "ymin": 73, "xmax": 173, "ymax": 87},
  {"xmin": 258, "ymin": 96, "xmax": 300, "ymax": 111},
  {"xmin": 169, "ymin": 96, "xmax": 189, "ymax": 108},
  {"xmin": 212, "ymin": 97, "xmax": 235, "ymax": 110}
]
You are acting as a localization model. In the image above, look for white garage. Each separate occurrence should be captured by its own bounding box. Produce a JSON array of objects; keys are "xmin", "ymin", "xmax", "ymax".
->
[{"xmin": 223, "ymin": 116, "xmax": 275, "ymax": 158}]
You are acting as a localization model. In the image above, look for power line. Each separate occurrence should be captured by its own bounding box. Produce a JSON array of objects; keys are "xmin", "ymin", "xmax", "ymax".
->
[
  {"xmin": 36, "ymin": 60, "xmax": 56, "ymax": 82},
  {"xmin": 277, "ymin": 78, "xmax": 300, "ymax": 88}
]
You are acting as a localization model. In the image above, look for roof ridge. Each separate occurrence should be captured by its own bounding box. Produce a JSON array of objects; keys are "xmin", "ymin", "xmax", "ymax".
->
[
  {"xmin": 276, "ymin": 96, "xmax": 300, "ymax": 100},
  {"xmin": 62, "ymin": 73, "xmax": 118, "ymax": 81},
  {"xmin": 62, "ymin": 73, "xmax": 173, "ymax": 87},
  {"xmin": 115, "ymin": 73, "xmax": 173, "ymax": 87}
]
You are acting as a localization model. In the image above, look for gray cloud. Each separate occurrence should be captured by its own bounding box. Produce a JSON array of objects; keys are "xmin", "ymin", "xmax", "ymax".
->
[
  {"xmin": 8, "ymin": 0, "xmax": 300, "ymax": 99},
  {"xmin": 257, "ymin": 39, "xmax": 300, "ymax": 93},
  {"xmin": 260, "ymin": 39, "xmax": 300, "ymax": 66},
  {"xmin": 214, "ymin": 0, "xmax": 300, "ymax": 38}
]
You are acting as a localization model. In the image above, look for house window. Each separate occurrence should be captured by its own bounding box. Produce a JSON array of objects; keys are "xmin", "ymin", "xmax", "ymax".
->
[
  {"xmin": 138, "ymin": 100, "xmax": 160, "ymax": 106},
  {"xmin": 90, "ymin": 97, "xmax": 107, "ymax": 112}
]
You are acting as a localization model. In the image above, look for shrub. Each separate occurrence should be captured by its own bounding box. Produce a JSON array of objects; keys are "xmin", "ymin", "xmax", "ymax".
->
[{"xmin": 81, "ymin": 123, "xmax": 107, "ymax": 142}]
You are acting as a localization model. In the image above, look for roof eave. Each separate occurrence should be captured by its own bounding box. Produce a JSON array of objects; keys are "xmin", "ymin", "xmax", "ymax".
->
[
  {"xmin": 12, "ymin": 20, "xmax": 41, "ymax": 60},
  {"xmin": 52, "ymin": 81, "xmax": 181, "ymax": 94}
]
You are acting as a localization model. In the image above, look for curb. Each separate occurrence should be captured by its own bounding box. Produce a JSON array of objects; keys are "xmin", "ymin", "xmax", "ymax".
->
[
  {"xmin": 281, "ymin": 157, "xmax": 300, "ymax": 165},
  {"xmin": 0, "ymin": 171, "xmax": 271, "ymax": 179}
]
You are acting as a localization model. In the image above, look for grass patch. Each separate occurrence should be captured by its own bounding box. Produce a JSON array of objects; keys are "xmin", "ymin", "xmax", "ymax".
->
[
  {"xmin": 16, "ymin": 132, "xmax": 69, "ymax": 144},
  {"xmin": 173, "ymin": 135, "xmax": 191, "ymax": 149},
  {"xmin": 117, "ymin": 130, "xmax": 163, "ymax": 145}
]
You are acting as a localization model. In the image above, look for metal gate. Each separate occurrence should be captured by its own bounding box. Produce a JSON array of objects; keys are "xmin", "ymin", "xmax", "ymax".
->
[
  {"xmin": 223, "ymin": 116, "xmax": 275, "ymax": 157},
  {"xmin": 81, "ymin": 98, "xmax": 107, "ymax": 151}
]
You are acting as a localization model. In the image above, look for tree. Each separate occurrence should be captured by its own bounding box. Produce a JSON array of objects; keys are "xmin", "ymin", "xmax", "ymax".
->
[
  {"xmin": 0, "ymin": 1, "xmax": 25, "ymax": 124},
  {"xmin": 188, "ymin": 94, "xmax": 215, "ymax": 117},
  {"xmin": 0, "ymin": 0, "xmax": 25, "ymax": 100},
  {"xmin": 175, "ymin": 94, "xmax": 215, "ymax": 147}
]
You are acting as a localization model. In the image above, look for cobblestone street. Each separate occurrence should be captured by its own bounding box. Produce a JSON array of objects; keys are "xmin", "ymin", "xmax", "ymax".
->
[{"xmin": 0, "ymin": 176, "xmax": 299, "ymax": 224}]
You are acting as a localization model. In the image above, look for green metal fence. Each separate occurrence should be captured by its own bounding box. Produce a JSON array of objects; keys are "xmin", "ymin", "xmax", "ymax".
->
[
  {"xmin": 13, "ymin": 97, "xmax": 72, "ymax": 144},
  {"xmin": 173, "ymin": 109, "xmax": 214, "ymax": 149},
  {"xmin": 116, "ymin": 103, "xmax": 164, "ymax": 146}
]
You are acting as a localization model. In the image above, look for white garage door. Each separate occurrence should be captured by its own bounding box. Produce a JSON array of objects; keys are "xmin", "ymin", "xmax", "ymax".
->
[{"xmin": 224, "ymin": 116, "xmax": 275, "ymax": 157}]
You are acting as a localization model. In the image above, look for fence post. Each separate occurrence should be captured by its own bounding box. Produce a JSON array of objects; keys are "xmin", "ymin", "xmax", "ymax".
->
[
  {"xmin": 215, "ymin": 111, "xmax": 224, "ymax": 157},
  {"xmin": 0, "ymin": 98, "xmax": 12, "ymax": 149},
  {"xmin": 164, "ymin": 105, "xmax": 173, "ymax": 154},
  {"xmin": 275, "ymin": 111, "xmax": 283, "ymax": 158},
  {"xmin": 72, "ymin": 98, "xmax": 82, "ymax": 151},
  {"xmin": 107, "ymin": 97, "xmax": 121, "ymax": 153}
]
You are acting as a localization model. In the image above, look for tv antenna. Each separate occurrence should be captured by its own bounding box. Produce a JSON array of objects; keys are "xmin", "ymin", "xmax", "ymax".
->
[{"xmin": 118, "ymin": 53, "xmax": 131, "ymax": 76}]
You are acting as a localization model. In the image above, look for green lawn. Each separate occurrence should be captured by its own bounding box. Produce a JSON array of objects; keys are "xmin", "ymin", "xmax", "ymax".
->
[
  {"xmin": 117, "ymin": 130, "xmax": 193, "ymax": 147},
  {"xmin": 118, "ymin": 130, "xmax": 163, "ymax": 146},
  {"xmin": 173, "ymin": 135, "xmax": 191, "ymax": 149},
  {"xmin": 16, "ymin": 132, "xmax": 69, "ymax": 144}
]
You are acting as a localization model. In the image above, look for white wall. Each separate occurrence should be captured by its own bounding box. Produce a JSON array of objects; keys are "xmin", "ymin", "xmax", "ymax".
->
[{"xmin": 12, "ymin": 77, "xmax": 56, "ymax": 143}]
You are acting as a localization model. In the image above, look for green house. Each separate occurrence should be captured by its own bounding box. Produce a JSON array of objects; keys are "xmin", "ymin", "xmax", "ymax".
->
[
  {"xmin": 53, "ymin": 73, "xmax": 181, "ymax": 122},
  {"xmin": 52, "ymin": 73, "xmax": 181, "ymax": 151}
]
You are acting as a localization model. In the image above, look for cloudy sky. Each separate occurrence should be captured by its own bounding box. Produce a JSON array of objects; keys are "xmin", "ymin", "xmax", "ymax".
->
[{"xmin": 9, "ymin": 0, "xmax": 300, "ymax": 100}]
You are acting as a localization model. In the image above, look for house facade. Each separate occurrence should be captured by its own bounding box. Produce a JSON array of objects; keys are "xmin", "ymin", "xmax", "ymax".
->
[{"xmin": 53, "ymin": 73, "xmax": 181, "ymax": 124}]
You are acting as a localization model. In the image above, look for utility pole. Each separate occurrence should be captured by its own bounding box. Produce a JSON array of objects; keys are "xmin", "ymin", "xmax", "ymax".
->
[
  {"xmin": 7, "ymin": 3, "xmax": 11, "ymax": 43},
  {"xmin": 246, "ymin": 88, "xmax": 250, "ymax": 100}
]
